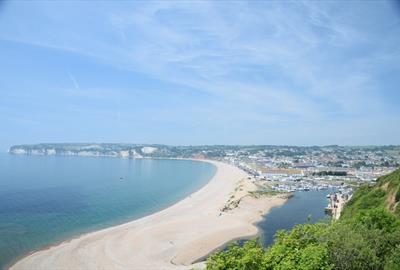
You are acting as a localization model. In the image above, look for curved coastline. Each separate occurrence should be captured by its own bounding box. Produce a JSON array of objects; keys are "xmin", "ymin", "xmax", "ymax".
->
[
  {"xmin": 3, "ymin": 157, "xmax": 216, "ymax": 270},
  {"xmin": 10, "ymin": 159, "xmax": 287, "ymax": 270}
]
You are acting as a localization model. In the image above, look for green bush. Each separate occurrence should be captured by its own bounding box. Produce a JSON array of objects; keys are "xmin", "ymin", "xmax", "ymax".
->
[
  {"xmin": 323, "ymin": 222, "xmax": 380, "ymax": 270},
  {"xmin": 263, "ymin": 224, "xmax": 332, "ymax": 270},
  {"xmin": 206, "ymin": 240, "xmax": 265, "ymax": 270},
  {"xmin": 384, "ymin": 245, "xmax": 400, "ymax": 270}
]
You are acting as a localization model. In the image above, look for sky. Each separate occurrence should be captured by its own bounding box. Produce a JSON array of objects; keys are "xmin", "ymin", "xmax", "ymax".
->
[{"xmin": 0, "ymin": 1, "xmax": 400, "ymax": 150}]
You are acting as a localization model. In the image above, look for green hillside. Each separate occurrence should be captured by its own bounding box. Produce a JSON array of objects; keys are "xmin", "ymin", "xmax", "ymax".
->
[
  {"xmin": 205, "ymin": 169, "xmax": 400, "ymax": 270},
  {"xmin": 342, "ymin": 168, "xmax": 400, "ymax": 219}
]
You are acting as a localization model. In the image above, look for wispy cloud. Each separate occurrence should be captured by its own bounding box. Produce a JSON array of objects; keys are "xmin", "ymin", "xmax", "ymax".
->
[
  {"xmin": 67, "ymin": 72, "xmax": 80, "ymax": 90},
  {"xmin": 0, "ymin": 0, "xmax": 399, "ymax": 145}
]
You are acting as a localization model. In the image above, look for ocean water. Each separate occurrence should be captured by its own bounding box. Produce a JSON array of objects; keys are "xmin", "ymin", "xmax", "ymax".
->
[{"xmin": 0, "ymin": 154, "xmax": 216, "ymax": 268}]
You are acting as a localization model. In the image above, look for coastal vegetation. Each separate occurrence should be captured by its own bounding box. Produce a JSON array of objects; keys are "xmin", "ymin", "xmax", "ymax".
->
[
  {"xmin": 206, "ymin": 168, "xmax": 400, "ymax": 270},
  {"xmin": 311, "ymin": 171, "xmax": 347, "ymax": 176},
  {"xmin": 221, "ymin": 181, "xmax": 290, "ymax": 213},
  {"xmin": 248, "ymin": 186, "xmax": 291, "ymax": 199}
]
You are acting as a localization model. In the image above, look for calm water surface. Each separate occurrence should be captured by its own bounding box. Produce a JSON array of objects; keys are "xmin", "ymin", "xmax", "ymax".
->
[
  {"xmin": 0, "ymin": 154, "xmax": 216, "ymax": 268},
  {"xmin": 258, "ymin": 190, "xmax": 331, "ymax": 246}
]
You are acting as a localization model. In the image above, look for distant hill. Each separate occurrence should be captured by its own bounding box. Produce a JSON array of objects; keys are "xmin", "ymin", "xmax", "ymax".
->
[
  {"xmin": 8, "ymin": 144, "xmax": 400, "ymax": 169},
  {"xmin": 206, "ymin": 168, "xmax": 400, "ymax": 270},
  {"xmin": 8, "ymin": 143, "xmax": 256, "ymax": 159}
]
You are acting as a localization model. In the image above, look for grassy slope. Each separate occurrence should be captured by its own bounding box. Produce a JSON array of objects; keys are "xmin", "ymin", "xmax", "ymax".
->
[{"xmin": 342, "ymin": 168, "xmax": 400, "ymax": 219}]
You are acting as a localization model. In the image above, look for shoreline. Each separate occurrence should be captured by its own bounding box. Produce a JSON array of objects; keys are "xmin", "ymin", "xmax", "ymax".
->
[
  {"xmin": 3, "ymin": 157, "xmax": 216, "ymax": 270},
  {"xmin": 10, "ymin": 159, "xmax": 288, "ymax": 270}
]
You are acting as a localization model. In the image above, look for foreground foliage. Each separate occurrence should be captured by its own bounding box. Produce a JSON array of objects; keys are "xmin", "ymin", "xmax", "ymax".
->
[{"xmin": 206, "ymin": 169, "xmax": 400, "ymax": 270}]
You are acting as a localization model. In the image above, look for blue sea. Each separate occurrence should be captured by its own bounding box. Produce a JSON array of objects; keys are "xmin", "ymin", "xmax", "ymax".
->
[{"xmin": 0, "ymin": 154, "xmax": 216, "ymax": 268}]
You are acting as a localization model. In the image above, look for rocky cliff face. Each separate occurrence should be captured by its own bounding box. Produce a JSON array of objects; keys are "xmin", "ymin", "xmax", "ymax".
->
[
  {"xmin": 8, "ymin": 144, "xmax": 160, "ymax": 159},
  {"xmin": 8, "ymin": 143, "xmax": 234, "ymax": 159}
]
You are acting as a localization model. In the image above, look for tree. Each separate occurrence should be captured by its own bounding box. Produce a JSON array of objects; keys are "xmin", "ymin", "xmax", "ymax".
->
[{"xmin": 206, "ymin": 240, "xmax": 265, "ymax": 270}]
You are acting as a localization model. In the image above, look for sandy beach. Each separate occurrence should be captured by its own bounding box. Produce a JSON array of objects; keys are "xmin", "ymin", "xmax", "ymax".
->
[{"xmin": 10, "ymin": 160, "xmax": 287, "ymax": 270}]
